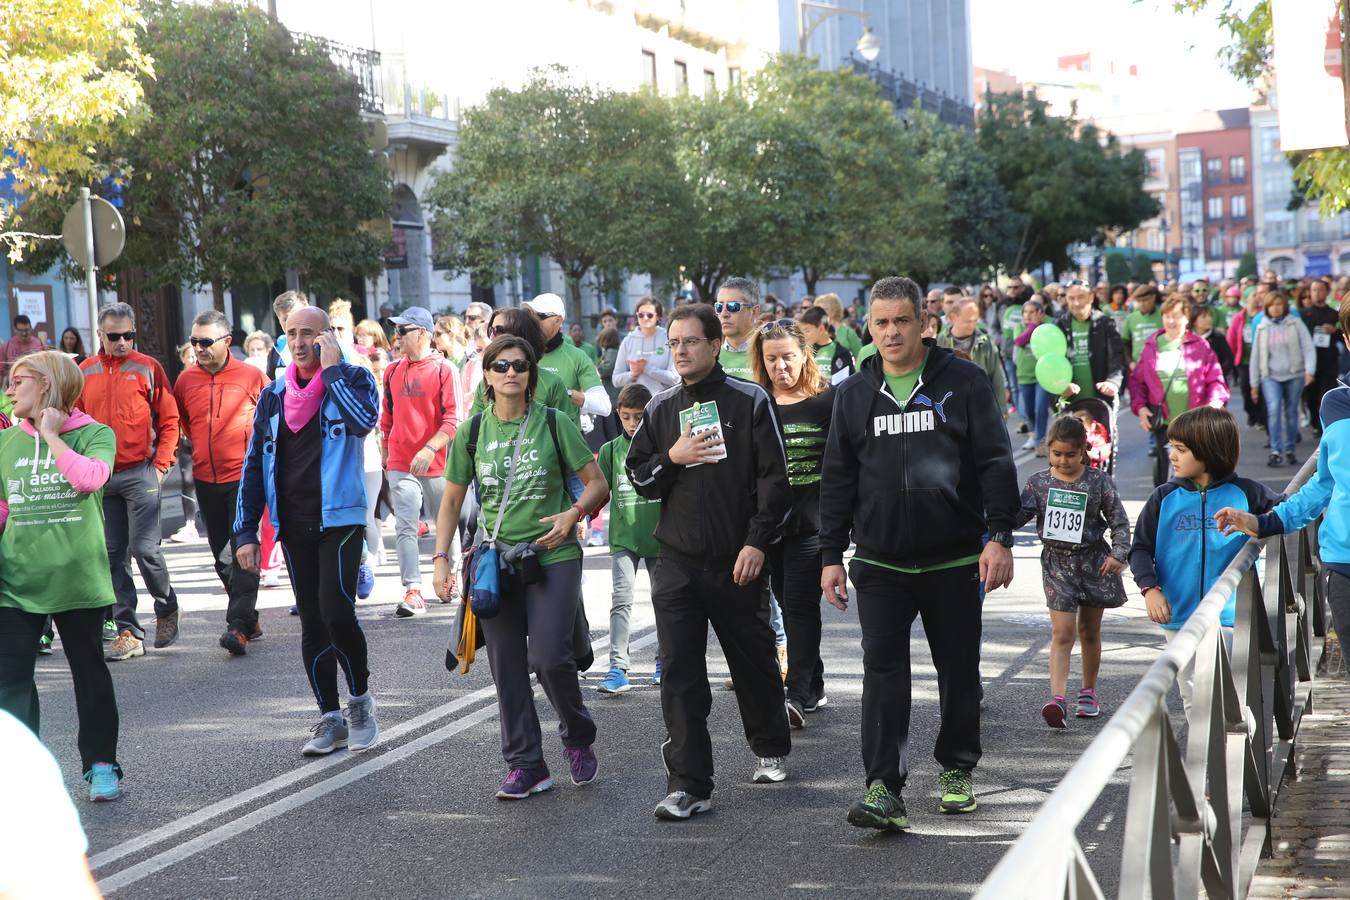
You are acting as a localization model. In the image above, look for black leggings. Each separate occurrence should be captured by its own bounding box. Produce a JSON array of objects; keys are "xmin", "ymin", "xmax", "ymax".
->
[
  {"xmin": 281, "ymin": 523, "xmax": 369, "ymax": 713},
  {"xmin": 770, "ymin": 533, "xmax": 825, "ymax": 707},
  {"xmin": 0, "ymin": 605, "xmax": 120, "ymax": 775}
]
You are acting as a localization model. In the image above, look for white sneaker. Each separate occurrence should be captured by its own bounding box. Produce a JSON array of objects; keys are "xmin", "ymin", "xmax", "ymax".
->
[
  {"xmin": 1020, "ymin": 437, "xmax": 1037, "ymax": 452},
  {"xmin": 169, "ymin": 522, "xmax": 198, "ymax": 543},
  {"xmin": 752, "ymin": 757, "xmax": 787, "ymax": 784},
  {"xmin": 261, "ymin": 569, "xmax": 281, "ymax": 588}
]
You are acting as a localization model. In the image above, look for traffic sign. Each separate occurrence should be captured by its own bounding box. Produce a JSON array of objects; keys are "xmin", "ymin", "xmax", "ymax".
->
[{"xmin": 62, "ymin": 194, "xmax": 126, "ymax": 268}]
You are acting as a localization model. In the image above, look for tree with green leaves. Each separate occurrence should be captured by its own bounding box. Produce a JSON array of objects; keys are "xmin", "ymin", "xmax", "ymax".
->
[
  {"xmin": 1236, "ymin": 250, "xmax": 1258, "ymax": 280},
  {"xmin": 426, "ymin": 69, "xmax": 684, "ymax": 322},
  {"xmin": 1130, "ymin": 253, "xmax": 1157, "ymax": 282},
  {"xmin": 1105, "ymin": 252, "xmax": 1131, "ymax": 284},
  {"xmin": 978, "ymin": 90, "xmax": 1159, "ymax": 276},
  {"xmin": 1, "ymin": 0, "xmax": 151, "ymax": 262}
]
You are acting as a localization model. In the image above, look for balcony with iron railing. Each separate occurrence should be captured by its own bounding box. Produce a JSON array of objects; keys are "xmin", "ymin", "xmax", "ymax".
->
[{"xmin": 850, "ymin": 57, "xmax": 976, "ymax": 129}]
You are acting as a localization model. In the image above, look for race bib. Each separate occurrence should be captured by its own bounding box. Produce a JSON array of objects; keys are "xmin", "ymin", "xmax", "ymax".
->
[
  {"xmin": 678, "ymin": 400, "xmax": 727, "ymax": 466},
  {"xmin": 1043, "ymin": 487, "xmax": 1088, "ymax": 544},
  {"xmin": 1314, "ymin": 331, "xmax": 1332, "ymax": 348}
]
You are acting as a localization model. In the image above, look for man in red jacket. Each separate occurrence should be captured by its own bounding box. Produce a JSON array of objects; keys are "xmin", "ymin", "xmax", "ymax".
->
[
  {"xmin": 79, "ymin": 303, "xmax": 182, "ymax": 661},
  {"xmin": 173, "ymin": 309, "xmax": 269, "ymax": 656},
  {"xmin": 379, "ymin": 306, "xmax": 459, "ymax": 617}
]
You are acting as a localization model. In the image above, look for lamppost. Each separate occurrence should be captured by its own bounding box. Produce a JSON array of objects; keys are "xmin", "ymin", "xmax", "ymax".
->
[{"xmin": 798, "ymin": 0, "xmax": 882, "ymax": 60}]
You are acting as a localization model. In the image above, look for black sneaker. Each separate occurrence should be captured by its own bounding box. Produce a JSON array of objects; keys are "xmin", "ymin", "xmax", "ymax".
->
[
  {"xmin": 803, "ymin": 692, "xmax": 828, "ymax": 713},
  {"xmin": 654, "ymin": 791, "xmax": 712, "ymax": 821},
  {"xmin": 219, "ymin": 628, "xmax": 249, "ymax": 656},
  {"xmin": 786, "ymin": 699, "xmax": 805, "ymax": 729},
  {"xmin": 847, "ymin": 783, "xmax": 909, "ymax": 831},
  {"xmin": 1267, "ymin": 452, "xmax": 1283, "ymax": 468},
  {"xmin": 1017, "ymin": 421, "xmax": 1030, "ymax": 434},
  {"xmin": 1285, "ymin": 452, "xmax": 1297, "ymax": 465}
]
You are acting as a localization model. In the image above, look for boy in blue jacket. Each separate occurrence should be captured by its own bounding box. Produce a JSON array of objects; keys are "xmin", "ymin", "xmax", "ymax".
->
[{"xmin": 1128, "ymin": 406, "xmax": 1282, "ymax": 713}]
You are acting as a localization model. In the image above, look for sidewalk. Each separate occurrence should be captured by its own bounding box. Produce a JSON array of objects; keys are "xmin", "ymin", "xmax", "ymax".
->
[{"xmin": 1249, "ymin": 632, "xmax": 1348, "ymax": 899}]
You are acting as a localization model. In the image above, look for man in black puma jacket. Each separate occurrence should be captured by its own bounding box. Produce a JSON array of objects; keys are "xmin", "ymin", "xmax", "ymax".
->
[
  {"xmin": 626, "ymin": 301, "xmax": 793, "ymax": 821},
  {"xmin": 820, "ymin": 276, "xmax": 1019, "ymax": 832}
]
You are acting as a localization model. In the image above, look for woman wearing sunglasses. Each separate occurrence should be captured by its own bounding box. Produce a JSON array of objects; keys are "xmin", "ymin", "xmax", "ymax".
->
[
  {"xmin": 433, "ymin": 337, "xmax": 609, "ymax": 800},
  {"xmin": 751, "ymin": 320, "xmax": 834, "ymax": 726},
  {"xmin": 612, "ymin": 296, "xmax": 677, "ymax": 395}
]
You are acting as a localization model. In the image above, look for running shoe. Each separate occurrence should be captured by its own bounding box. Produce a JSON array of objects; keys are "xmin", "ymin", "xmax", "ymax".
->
[
  {"xmin": 85, "ymin": 763, "xmax": 120, "ymax": 802},
  {"xmin": 301, "ymin": 715, "xmax": 348, "ymax": 756},
  {"xmin": 752, "ymin": 757, "xmax": 787, "ymax": 784},
  {"xmin": 102, "ymin": 619, "xmax": 117, "ymax": 642},
  {"xmin": 651, "ymin": 656, "xmax": 662, "ymax": 686},
  {"xmin": 786, "ymin": 698, "xmax": 805, "ymax": 729},
  {"xmin": 289, "ymin": 604, "xmax": 299, "ymax": 616},
  {"xmin": 1267, "ymin": 452, "xmax": 1282, "ymax": 467},
  {"xmin": 596, "ymin": 666, "xmax": 631, "ymax": 694},
  {"xmin": 847, "ymin": 783, "xmax": 909, "ymax": 832},
  {"xmin": 169, "ymin": 521, "xmax": 198, "ymax": 543},
  {"xmin": 395, "ymin": 587, "xmax": 426, "ymax": 618},
  {"xmin": 803, "ymin": 692, "xmax": 828, "ymax": 713},
  {"xmin": 249, "ymin": 623, "xmax": 263, "ymax": 641},
  {"xmin": 938, "ymin": 767, "xmax": 977, "ymax": 813},
  {"xmin": 1286, "ymin": 452, "xmax": 1298, "ymax": 466},
  {"xmin": 153, "ymin": 609, "xmax": 180, "ymax": 649},
  {"xmin": 564, "ymin": 746, "xmax": 598, "ymax": 785},
  {"xmin": 1042, "ymin": 696, "xmax": 1068, "ymax": 729},
  {"xmin": 1017, "ymin": 421, "xmax": 1030, "ymax": 434},
  {"xmin": 417, "ymin": 520, "xmax": 430, "ymax": 538},
  {"xmin": 261, "ymin": 569, "xmax": 281, "ymax": 588},
  {"xmin": 105, "ymin": 630, "xmax": 144, "ymax": 661},
  {"xmin": 37, "ymin": 633, "xmax": 53, "ymax": 656},
  {"xmin": 653, "ymin": 791, "xmax": 711, "ymax": 820},
  {"xmin": 496, "ymin": 767, "xmax": 553, "ymax": 800},
  {"xmin": 1076, "ymin": 688, "xmax": 1100, "ymax": 718},
  {"xmin": 347, "ymin": 694, "xmax": 379, "ymax": 752},
  {"xmin": 356, "ymin": 563, "xmax": 375, "ymax": 600},
  {"xmin": 1020, "ymin": 436, "xmax": 1037, "ymax": 451},
  {"xmin": 219, "ymin": 627, "xmax": 249, "ymax": 656}
]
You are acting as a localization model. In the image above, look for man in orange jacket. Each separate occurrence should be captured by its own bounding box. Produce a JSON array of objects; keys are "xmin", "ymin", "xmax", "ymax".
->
[
  {"xmin": 173, "ymin": 309, "xmax": 269, "ymax": 656},
  {"xmin": 79, "ymin": 303, "xmax": 182, "ymax": 661}
]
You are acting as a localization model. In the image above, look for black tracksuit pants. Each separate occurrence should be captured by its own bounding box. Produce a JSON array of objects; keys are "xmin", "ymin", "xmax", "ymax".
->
[
  {"xmin": 849, "ymin": 560, "xmax": 982, "ymax": 794},
  {"xmin": 769, "ymin": 533, "xmax": 825, "ymax": 708},
  {"xmin": 281, "ymin": 523, "xmax": 369, "ymax": 714},
  {"xmin": 652, "ymin": 554, "xmax": 790, "ymax": 798},
  {"xmin": 196, "ymin": 479, "xmax": 260, "ymax": 635},
  {"xmin": 0, "ymin": 605, "xmax": 120, "ymax": 775}
]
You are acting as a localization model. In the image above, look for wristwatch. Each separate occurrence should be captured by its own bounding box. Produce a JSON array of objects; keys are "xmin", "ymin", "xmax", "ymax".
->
[{"xmin": 988, "ymin": 531, "xmax": 1014, "ymax": 548}]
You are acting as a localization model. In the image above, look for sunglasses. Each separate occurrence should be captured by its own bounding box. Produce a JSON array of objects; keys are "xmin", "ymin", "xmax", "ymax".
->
[
  {"xmin": 104, "ymin": 331, "xmax": 136, "ymax": 343},
  {"xmin": 637, "ymin": 312, "xmax": 658, "ymax": 320},
  {"xmin": 713, "ymin": 301, "xmax": 750, "ymax": 314},
  {"xmin": 759, "ymin": 318, "xmax": 798, "ymax": 334},
  {"xmin": 396, "ymin": 324, "xmax": 423, "ymax": 336},
  {"xmin": 189, "ymin": 335, "xmax": 228, "ymax": 349},
  {"xmin": 488, "ymin": 358, "xmax": 531, "ymax": 374}
]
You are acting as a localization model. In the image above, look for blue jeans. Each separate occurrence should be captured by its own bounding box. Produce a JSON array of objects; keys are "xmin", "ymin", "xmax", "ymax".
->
[
  {"xmin": 1017, "ymin": 382, "xmax": 1054, "ymax": 443},
  {"xmin": 1261, "ymin": 376, "xmax": 1304, "ymax": 454}
]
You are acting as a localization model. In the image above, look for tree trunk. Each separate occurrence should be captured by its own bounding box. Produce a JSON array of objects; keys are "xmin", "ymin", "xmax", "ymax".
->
[
  {"xmin": 564, "ymin": 267, "xmax": 586, "ymax": 326},
  {"xmin": 802, "ymin": 266, "xmax": 818, "ymax": 296},
  {"xmin": 211, "ymin": 278, "xmax": 226, "ymax": 313}
]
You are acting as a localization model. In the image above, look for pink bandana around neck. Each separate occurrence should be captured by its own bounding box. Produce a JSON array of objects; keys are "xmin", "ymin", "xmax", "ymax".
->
[{"xmin": 283, "ymin": 364, "xmax": 324, "ymax": 432}]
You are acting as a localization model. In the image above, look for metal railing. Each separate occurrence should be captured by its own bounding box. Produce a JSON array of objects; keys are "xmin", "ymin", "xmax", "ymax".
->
[{"xmin": 976, "ymin": 456, "xmax": 1335, "ymax": 899}]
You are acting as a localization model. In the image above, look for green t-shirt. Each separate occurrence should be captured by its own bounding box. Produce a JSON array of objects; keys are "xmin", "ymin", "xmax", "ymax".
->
[
  {"xmin": 1070, "ymin": 318, "xmax": 1096, "ymax": 398},
  {"xmin": 597, "ymin": 433, "xmax": 660, "ymax": 559},
  {"xmin": 577, "ymin": 341, "xmax": 598, "ymax": 364},
  {"xmin": 814, "ymin": 341, "xmax": 837, "ymax": 372},
  {"xmin": 719, "ymin": 340, "xmax": 753, "ymax": 381},
  {"xmin": 835, "ymin": 324, "xmax": 863, "ymax": 358},
  {"xmin": 469, "ymin": 368, "xmax": 573, "ymax": 424},
  {"xmin": 883, "ymin": 367, "xmax": 923, "ymax": 407},
  {"xmin": 1155, "ymin": 336, "xmax": 1190, "ymax": 421},
  {"xmin": 1000, "ymin": 305, "xmax": 1024, "ymax": 344},
  {"xmin": 856, "ymin": 342, "xmax": 877, "ymax": 363},
  {"xmin": 446, "ymin": 403, "xmax": 596, "ymax": 566},
  {"xmin": 1207, "ymin": 303, "xmax": 1228, "ymax": 332},
  {"xmin": 538, "ymin": 341, "xmax": 602, "ymax": 428},
  {"xmin": 1015, "ymin": 340, "xmax": 1038, "ymax": 384},
  {"xmin": 0, "ymin": 422, "xmax": 117, "ymax": 614},
  {"xmin": 1123, "ymin": 309, "xmax": 1162, "ymax": 362}
]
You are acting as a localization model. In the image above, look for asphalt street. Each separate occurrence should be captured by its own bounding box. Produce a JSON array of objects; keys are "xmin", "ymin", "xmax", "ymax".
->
[{"xmin": 32, "ymin": 391, "xmax": 1295, "ymax": 899}]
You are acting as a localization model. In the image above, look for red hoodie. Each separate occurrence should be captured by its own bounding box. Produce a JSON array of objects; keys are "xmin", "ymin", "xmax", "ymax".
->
[{"xmin": 379, "ymin": 355, "xmax": 459, "ymax": 475}]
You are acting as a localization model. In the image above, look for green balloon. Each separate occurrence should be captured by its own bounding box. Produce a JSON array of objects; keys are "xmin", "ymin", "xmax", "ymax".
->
[
  {"xmin": 1029, "ymin": 323, "xmax": 1068, "ymax": 359},
  {"xmin": 1035, "ymin": 353, "xmax": 1074, "ymax": 395}
]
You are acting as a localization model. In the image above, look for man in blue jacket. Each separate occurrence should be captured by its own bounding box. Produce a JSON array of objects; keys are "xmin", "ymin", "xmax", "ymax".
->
[
  {"xmin": 234, "ymin": 306, "xmax": 382, "ymax": 757},
  {"xmin": 820, "ymin": 276, "xmax": 1019, "ymax": 832}
]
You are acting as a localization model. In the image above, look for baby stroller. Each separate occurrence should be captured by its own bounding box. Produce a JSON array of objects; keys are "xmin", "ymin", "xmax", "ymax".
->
[{"xmin": 1064, "ymin": 397, "xmax": 1117, "ymax": 477}]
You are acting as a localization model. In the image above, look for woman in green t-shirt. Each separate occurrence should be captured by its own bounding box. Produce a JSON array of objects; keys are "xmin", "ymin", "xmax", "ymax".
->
[
  {"xmin": 0, "ymin": 351, "xmax": 122, "ymax": 801},
  {"xmin": 433, "ymin": 337, "xmax": 610, "ymax": 800}
]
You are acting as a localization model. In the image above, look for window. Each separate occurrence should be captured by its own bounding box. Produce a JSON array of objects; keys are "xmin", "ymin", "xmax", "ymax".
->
[
  {"xmin": 704, "ymin": 69, "xmax": 716, "ymax": 94},
  {"xmin": 1179, "ymin": 149, "xmax": 1202, "ymax": 182},
  {"xmin": 728, "ymin": 67, "xmax": 742, "ymax": 89},
  {"xmin": 1207, "ymin": 196, "xmax": 1223, "ymax": 220},
  {"xmin": 1229, "ymin": 156, "xmax": 1246, "ymax": 181},
  {"xmin": 1232, "ymin": 231, "xmax": 1252, "ymax": 255},
  {"xmin": 641, "ymin": 50, "xmax": 657, "ymax": 88},
  {"xmin": 1145, "ymin": 150, "xmax": 1163, "ymax": 179},
  {"xmin": 1147, "ymin": 229, "xmax": 1165, "ymax": 251},
  {"xmin": 1231, "ymin": 194, "xmax": 1247, "ymax": 219},
  {"xmin": 1266, "ymin": 218, "xmax": 1294, "ymax": 246},
  {"xmin": 1209, "ymin": 234, "xmax": 1225, "ymax": 258},
  {"xmin": 674, "ymin": 60, "xmax": 688, "ymax": 94},
  {"xmin": 1206, "ymin": 157, "xmax": 1222, "ymax": 184}
]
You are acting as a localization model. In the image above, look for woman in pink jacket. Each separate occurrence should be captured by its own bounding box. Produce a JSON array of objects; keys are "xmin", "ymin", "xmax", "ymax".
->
[{"xmin": 1129, "ymin": 294, "xmax": 1230, "ymax": 486}]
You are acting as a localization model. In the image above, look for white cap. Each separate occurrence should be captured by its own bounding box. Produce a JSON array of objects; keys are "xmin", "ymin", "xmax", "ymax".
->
[{"xmin": 524, "ymin": 293, "xmax": 565, "ymax": 319}]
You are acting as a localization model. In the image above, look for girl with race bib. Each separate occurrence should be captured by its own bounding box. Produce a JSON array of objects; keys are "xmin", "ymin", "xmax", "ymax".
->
[{"xmin": 1015, "ymin": 415, "xmax": 1130, "ymax": 730}]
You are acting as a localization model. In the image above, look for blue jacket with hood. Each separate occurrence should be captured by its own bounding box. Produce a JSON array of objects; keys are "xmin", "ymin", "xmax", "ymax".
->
[
  {"xmin": 233, "ymin": 360, "xmax": 379, "ymax": 545},
  {"xmin": 1129, "ymin": 474, "xmax": 1282, "ymax": 630}
]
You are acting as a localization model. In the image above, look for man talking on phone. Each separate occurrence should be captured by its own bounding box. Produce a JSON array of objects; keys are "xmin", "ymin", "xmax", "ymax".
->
[
  {"xmin": 234, "ymin": 306, "xmax": 383, "ymax": 757},
  {"xmin": 625, "ymin": 299, "xmax": 793, "ymax": 821}
]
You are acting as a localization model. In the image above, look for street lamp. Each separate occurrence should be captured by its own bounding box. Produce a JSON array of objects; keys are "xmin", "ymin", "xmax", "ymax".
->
[{"xmin": 798, "ymin": 0, "xmax": 882, "ymax": 61}]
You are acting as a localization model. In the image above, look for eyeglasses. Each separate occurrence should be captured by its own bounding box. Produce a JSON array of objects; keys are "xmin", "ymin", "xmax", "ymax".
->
[
  {"xmin": 464, "ymin": 314, "xmax": 484, "ymax": 322},
  {"xmin": 396, "ymin": 325, "xmax": 423, "ymax": 336},
  {"xmin": 488, "ymin": 358, "xmax": 531, "ymax": 374},
  {"xmin": 759, "ymin": 318, "xmax": 798, "ymax": 334},
  {"xmin": 713, "ymin": 301, "xmax": 750, "ymax": 314},
  {"xmin": 489, "ymin": 325, "xmax": 511, "ymax": 338},
  {"xmin": 188, "ymin": 336, "xmax": 228, "ymax": 349},
  {"xmin": 667, "ymin": 337, "xmax": 712, "ymax": 350},
  {"xmin": 103, "ymin": 331, "xmax": 136, "ymax": 343},
  {"xmin": 9, "ymin": 374, "xmax": 37, "ymax": 388},
  {"xmin": 637, "ymin": 312, "xmax": 657, "ymax": 320}
]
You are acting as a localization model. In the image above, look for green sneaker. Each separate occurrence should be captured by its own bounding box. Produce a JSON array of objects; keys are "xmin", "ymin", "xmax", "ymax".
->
[
  {"xmin": 102, "ymin": 619, "xmax": 117, "ymax": 642},
  {"xmin": 37, "ymin": 633, "xmax": 53, "ymax": 656},
  {"xmin": 847, "ymin": 783, "xmax": 909, "ymax": 831},
  {"xmin": 938, "ymin": 768, "xmax": 977, "ymax": 813}
]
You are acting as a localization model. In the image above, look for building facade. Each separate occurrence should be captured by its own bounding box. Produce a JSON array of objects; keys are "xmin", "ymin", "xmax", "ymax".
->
[{"xmin": 1175, "ymin": 108, "xmax": 1254, "ymax": 281}]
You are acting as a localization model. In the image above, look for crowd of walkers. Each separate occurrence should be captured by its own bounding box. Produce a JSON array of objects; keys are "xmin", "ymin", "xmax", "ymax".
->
[{"xmin": 4, "ymin": 267, "xmax": 1349, "ymax": 843}]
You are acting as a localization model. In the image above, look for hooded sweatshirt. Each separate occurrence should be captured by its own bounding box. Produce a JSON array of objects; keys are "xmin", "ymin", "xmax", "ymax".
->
[{"xmin": 0, "ymin": 411, "xmax": 116, "ymax": 614}]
